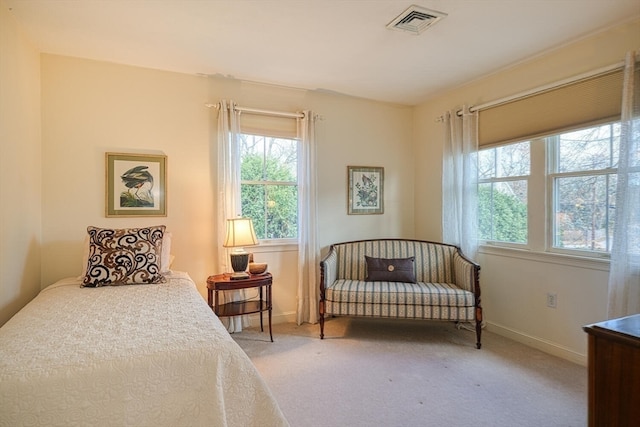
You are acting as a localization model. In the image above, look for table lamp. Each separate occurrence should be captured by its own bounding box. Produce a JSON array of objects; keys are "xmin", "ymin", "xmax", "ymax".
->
[{"xmin": 223, "ymin": 217, "xmax": 258, "ymax": 280}]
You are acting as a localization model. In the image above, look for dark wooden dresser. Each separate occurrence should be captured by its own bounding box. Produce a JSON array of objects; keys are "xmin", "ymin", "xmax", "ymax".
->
[{"xmin": 583, "ymin": 314, "xmax": 640, "ymax": 427}]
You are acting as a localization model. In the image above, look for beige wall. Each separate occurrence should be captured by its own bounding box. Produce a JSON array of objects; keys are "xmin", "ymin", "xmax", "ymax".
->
[
  {"xmin": 39, "ymin": 55, "xmax": 414, "ymax": 324},
  {"xmin": 0, "ymin": 2, "xmax": 42, "ymax": 326},
  {"xmin": 413, "ymin": 18, "xmax": 640, "ymax": 364},
  {"xmin": 40, "ymin": 56, "xmax": 214, "ymax": 290}
]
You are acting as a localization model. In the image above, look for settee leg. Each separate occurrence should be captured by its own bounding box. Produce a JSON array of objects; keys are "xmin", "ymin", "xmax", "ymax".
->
[{"xmin": 319, "ymin": 301, "xmax": 325, "ymax": 339}]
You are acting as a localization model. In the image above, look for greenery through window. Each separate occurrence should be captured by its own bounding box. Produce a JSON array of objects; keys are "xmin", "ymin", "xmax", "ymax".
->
[
  {"xmin": 239, "ymin": 133, "xmax": 298, "ymax": 241},
  {"xmin": 478, "ymin": 141, "xmax": 529, "ymax": 244}
]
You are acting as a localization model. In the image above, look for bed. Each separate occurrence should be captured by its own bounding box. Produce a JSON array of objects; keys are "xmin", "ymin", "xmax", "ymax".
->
[{"xmin": 0, "ymin": 226, "xmax": 289, "ymax": 427}]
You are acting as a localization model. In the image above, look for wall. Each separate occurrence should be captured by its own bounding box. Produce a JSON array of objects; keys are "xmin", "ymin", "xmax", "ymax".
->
[
  {"xmin": 0, "ymin": 1, "xmax": 42, "ymax": 326},
  {"xmin": 39, "ymin": 56, "xmax": 413, "ymax": 323},
  {"xmin": 41, "ymin": 55, "xmax": 215, "ymax": 298},
  {"xmin": 413, "ymin": 18, "xmax": 640, "ymax": 364}
]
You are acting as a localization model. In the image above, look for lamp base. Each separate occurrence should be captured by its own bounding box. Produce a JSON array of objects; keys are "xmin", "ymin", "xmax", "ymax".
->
[
  {"xmin": 230, "ymin": 271, "xmax": 250, "ymax": 280},
  {"xmin": 229, "ymin": 252, "xmax": 250, "ymax": 280}
]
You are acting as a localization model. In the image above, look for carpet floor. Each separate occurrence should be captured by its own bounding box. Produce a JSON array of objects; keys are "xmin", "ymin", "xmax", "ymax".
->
[{"xmin": 234, "ymin": 317, "xmax": 587, "ymax": 427}]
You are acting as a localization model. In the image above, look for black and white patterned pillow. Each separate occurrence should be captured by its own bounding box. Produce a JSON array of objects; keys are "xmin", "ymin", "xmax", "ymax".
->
[{"xmin": 82, "ymin": 226, "xmax": 166, "ymax": 287}]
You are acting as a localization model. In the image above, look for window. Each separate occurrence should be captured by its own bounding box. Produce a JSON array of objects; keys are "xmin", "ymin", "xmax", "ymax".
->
[
  {"xmin": 239, "ymin": 133, "xmax": 298, "ymax": 241},
  {"xmin": 478, "ymin": 121, "xmax": 621, "ymax": 257},
  {"xmin": 549, "ymin": 123, "xmax": 620, "ymax": 254},
  {"xmin": 474, "ymin": 67, "xmax": 627, "ymax": 257},
  {"xmin": 478, "ymin": 141, "xmax": 530, "ymax": 245}
]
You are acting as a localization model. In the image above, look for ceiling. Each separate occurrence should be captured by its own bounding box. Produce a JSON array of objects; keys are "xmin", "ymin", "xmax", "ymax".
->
[{"xmin": 5, "ymin": 0, "xmax": 640, "ymax": 106}]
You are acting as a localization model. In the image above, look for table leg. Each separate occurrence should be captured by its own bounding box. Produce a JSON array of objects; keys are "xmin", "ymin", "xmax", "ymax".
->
[
  {"xmin": 268, "ymin": 282, "xmax": 273, "ymax": 342},
  {"xmin": 259, "ymin": 285, "xmax": 264, "ymax": 332}
]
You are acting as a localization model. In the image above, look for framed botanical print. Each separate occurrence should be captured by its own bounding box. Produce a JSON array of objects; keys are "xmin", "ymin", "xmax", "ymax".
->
[
  {"xmin": 347, "ymin": 166, "xmax": 384, "ymax": 215},
  {"xmin": 106, "ymin": 152, "xmax": 167, "ymax": 217}
]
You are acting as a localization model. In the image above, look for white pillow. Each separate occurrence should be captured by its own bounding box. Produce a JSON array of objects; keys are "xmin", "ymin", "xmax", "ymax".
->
[
  {"xmin": 160, "ymin": 232, "xmax": 172, "ymax": 273},
  {"xmin": 78, "ymin": 230, "xmax": 172, "ymax": 279},
  {"xmin": 77, "ymin": 234, "xmax": 90, "ymax": 281}
]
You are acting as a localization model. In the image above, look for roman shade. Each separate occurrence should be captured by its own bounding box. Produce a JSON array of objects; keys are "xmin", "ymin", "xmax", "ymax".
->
[
  {"xmin": 240, "ymin": 113, "xmax": 298, "ymax": 139},
  {"xmin": 479, "ymin": 68, "xmax": 624, "ymax": 146}
]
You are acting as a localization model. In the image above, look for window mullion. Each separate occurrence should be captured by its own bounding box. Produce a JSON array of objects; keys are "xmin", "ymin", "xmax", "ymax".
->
[
  {"xmin": 546, "ymin": 136, "xmax": 559, "ymax": 252},
  {"xmin": 529, "ymin": 138, "xmax": 546, "ymax": 251}
]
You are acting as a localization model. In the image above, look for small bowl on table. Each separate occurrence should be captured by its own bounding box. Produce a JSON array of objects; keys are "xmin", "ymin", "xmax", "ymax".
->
[{"xmin": 249, "ymin": 262, "xmax": 268, "ymax": 275}]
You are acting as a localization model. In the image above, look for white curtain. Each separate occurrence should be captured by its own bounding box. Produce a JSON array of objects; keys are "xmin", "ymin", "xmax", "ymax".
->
[
  {"xmin": 607, "ymin": 51, "xmax": 640, "ymax": 319},
  {"xmin": 442, "ymin": 106, "xmax": 479, "ymax": 261},
  {"xmin": 296, "ymin": 111, "xmax": 320, "ymax": 325},
  {"xmin": 216, "ymin": 99, "xmax": 247, "ymax": 332}
]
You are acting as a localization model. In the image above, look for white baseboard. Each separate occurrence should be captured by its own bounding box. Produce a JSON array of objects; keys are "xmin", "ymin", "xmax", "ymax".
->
[{"xmin": 486, "ymin": 321, "xmax": 587, "ymax": 366}]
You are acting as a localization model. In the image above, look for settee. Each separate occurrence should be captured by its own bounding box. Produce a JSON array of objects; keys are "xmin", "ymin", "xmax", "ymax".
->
[{"xmin": 319, "ymin": 239, "xmax": 483, "ymax": 348}]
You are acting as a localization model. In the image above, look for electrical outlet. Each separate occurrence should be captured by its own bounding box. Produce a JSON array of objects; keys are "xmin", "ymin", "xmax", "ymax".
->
[{"xmin": 546, "ymin": 293, "xmax": 557, "ymax": 308}]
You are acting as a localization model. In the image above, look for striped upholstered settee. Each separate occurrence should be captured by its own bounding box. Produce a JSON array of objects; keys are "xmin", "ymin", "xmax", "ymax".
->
[{"xmin": 319, "ymin": 239, "xmax": 483, "ymax": 348}]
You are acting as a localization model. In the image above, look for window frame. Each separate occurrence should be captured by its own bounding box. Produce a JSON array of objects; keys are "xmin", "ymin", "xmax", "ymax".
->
[
  {"xmin": 477, "ymin": 140, "xmax": 531, "ymax": 249},
  {"xmin": 545, "ymin": 123, "xmax": 620, "ymax": 259},
  {"xmin": 238, "ymin": 132, "xmax": 300, "ymax": 244},
  {"xmin": 478, "ymin": 120, "xmax": 620, "ymax": 260}
]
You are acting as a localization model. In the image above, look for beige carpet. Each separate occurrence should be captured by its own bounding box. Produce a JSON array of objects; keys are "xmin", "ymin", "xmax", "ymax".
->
[{"xmin": 234, "ymin": 317, "xmax": 587, "ymax": 427}]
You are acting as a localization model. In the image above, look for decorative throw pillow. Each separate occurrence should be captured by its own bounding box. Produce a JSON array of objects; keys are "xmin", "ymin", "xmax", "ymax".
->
[
  {"xmin": 365, "ymin": 256, "xmax": 416, "ymax": 283},
  {"xmin": 82, "ymin": 225, "xmax": 166, "ymax": 287},
  {"xmin": 78, "ymin": 230, "xmax": 172, "ymax": 279}
]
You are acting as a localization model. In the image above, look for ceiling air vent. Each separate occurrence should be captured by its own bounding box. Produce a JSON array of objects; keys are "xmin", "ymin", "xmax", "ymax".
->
[{"xmin": 386, "ymin": 5, "xmax": 447, "ymax": 35}]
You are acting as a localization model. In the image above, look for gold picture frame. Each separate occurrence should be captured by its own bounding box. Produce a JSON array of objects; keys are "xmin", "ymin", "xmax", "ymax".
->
[
  {"xmin": 106, "ymin": 152, "xmax": 167, "ymax": 217},
  {"xmin": 348, "ymin": 166, "xmax": 384, "ymax": 215}
]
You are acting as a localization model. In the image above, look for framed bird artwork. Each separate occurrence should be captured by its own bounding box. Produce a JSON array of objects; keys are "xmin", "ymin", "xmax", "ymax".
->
[
  {"xmin": 347, "ymin": 166, "xmax": 384, "ymax": 215},
  {"xmin": 105, "ymin": 152, "xmax": 167, "ymax": 217}
]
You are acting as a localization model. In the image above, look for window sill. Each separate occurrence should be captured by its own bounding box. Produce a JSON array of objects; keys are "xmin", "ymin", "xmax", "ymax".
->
[
  {"xmin": 478, "ymin": 244, "xmax": 610, "ymax": 272},
  {"xmin": 251, "ymin": 241, "xmax": 298, "ymax": 253}
]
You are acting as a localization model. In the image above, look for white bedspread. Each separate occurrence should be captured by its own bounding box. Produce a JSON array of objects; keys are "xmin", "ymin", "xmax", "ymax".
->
[{"xmin": 0, "ymin": 272, "xmax": 288, "ymax": 427}]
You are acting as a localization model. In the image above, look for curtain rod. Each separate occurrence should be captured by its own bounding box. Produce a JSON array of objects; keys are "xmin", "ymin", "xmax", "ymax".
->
[{"xmin": 205, "ymin": 102, "xmax": 304, "ymax": 119}]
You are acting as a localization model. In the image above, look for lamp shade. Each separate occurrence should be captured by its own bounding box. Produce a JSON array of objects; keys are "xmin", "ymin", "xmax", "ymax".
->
[{"xmin": 223, "ymin": 217, "xmax": 258, "ymax": 248}]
